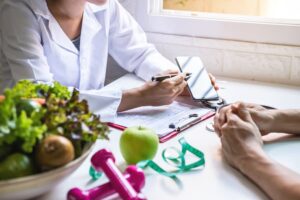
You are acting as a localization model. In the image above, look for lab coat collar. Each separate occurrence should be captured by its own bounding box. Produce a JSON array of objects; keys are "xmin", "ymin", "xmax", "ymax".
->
[
  {"xmin": 29, "ymin": 0, "xmax": 105, "ymax": 55},
  {"xmin": 81, "ymin": 4, "xmax": 103, "ymax": 41},
  {"xmin": 88, "ymin": 2, "xmax": 109, "ymax": 13},
  {"xmin": 48, "ymin": 16, "xmax": 79, "ymax": 54}
]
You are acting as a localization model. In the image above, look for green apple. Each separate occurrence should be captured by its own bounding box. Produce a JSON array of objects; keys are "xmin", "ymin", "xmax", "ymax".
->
[{"xmin": 120, "ymin": 126, "xmax": 159, "ymax": 164}]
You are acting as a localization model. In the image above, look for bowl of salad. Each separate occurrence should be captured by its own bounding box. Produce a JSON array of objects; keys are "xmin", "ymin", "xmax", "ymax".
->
[{"xmin": 0, "ymin": 81, "xmax": 109, "ymax": 200}]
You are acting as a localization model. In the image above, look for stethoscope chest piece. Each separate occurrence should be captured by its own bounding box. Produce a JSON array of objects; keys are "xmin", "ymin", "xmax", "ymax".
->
[{"xmin": 206, "ymin": 122, "xmax": 215, "ymax": 132}]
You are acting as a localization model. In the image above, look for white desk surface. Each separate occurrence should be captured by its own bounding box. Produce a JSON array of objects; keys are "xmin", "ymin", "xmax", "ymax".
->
[{"xmin": 40, "ymin": 74, "xmax": 300, "ymax": 200}]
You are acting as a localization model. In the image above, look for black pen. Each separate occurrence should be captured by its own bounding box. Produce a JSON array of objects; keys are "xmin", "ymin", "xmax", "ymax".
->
[{"xmin": 151, "ymin": 73, "xmax": 192, "ymax": 82}]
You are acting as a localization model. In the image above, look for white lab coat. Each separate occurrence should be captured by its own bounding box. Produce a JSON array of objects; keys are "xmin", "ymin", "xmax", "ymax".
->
[{"xmin": 0, "ymin": 0, "xmax": 176, "ymax": 121}]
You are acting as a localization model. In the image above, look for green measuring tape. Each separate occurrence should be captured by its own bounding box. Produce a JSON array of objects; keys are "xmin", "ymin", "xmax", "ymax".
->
[
  {"xmin": 90, "ymin": 165, "xmax": 102, "ymax": 180},
  {"xmin": 137, "ymin": 137, "xmax": 205, "ymax": 178},
  {"xmin": 89, "ymin": 137, "xmax": 205, "ymax": 180}
]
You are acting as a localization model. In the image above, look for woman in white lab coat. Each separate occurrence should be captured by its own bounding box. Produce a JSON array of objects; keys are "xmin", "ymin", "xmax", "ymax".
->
[{"xmin": 0, "ymin": 0, "xmax": 215, "ymax": 121}]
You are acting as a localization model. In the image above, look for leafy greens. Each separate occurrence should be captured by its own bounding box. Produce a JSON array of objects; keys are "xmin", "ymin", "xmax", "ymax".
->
[{"xmin": 0, "ymin": 80, "xmax": 109, "ymax": 155}]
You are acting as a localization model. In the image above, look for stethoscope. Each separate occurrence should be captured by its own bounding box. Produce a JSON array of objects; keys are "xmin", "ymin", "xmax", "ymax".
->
[
  {"xmin": 202, "ymin": 97, "xmax": 226, "ymax": 132},
  {"xmin": 200, "ymin": 97, "xmax": 227, "ymax": 111}
]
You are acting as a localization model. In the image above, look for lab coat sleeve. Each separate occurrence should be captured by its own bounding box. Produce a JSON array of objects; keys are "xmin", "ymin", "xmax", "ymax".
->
[
  {"xmin": 0, "ymin": 1, "xmax": 53, "ymax": 83},
  {"xmin": 108, "ymin": 0, "xmax": 177, "ymax": 82},
  {"xmin": 0, "ymin": 1, "xmax": 121, "ymax": 121},
  {"xmin": 79, "ymin": 88, "xmax": 122, "ymax": 122}
]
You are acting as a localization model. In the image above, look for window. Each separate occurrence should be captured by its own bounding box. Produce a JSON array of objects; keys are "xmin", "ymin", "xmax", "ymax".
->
[
  {"xmin": 135, "ymin": 0, "xmax": 300, "ymax": 45},
  {"xmin": 163, "ymin": 0, "xmax": 300, "ymax": 20}
]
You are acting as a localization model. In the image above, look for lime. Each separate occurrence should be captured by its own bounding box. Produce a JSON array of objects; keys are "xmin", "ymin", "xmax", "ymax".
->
[{"xmin": 0, "ymin": 153, "xmax": 34, "ymax": 180}]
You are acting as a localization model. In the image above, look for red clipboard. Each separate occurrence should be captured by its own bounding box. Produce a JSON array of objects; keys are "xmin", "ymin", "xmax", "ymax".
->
[{"xmin": 107, "ymin": 111, "xmax": 215, "ymax": 143}]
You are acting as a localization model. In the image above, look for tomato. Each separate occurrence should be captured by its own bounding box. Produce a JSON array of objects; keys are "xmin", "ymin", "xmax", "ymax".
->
[
  {"xmin": 0, "ymin": 96, "xmax": 45, "ymax": 105},
  {"xmin": 0, "ymin": 95, "xmax": 4, "ymax": 102},
  {"xmin": 31, "ymin": 98, "xmax": 45, "ymax": 105},
  {"xmin": 16, "ymin": 99, "xmax": 41, "ymax": 116},
  {"xmin": 0, "ymin": 153, "xmax": 34, "ymax": 180}
]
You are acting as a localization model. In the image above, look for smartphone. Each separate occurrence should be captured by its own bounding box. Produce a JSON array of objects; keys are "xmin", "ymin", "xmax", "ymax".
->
[{"xmin": 175, "ymin": 56, "xmax": 219, "ymax": 101}]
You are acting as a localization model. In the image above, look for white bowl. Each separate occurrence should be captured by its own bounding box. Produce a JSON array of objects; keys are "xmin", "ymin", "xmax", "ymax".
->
[{"xmin": 0, "ymin": 144, "xmax": 94, "ymax": 200}]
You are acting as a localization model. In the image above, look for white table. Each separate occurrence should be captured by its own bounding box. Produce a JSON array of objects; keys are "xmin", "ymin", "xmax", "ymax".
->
[{"xmin": 40, "ymin": 74, "xmax": 300, "ymax": 200}]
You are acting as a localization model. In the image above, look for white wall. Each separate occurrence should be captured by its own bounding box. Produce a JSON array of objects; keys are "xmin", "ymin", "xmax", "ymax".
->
[{"xmin": 117, "ymin": 0, "xmax": 300, "ymax": 86}]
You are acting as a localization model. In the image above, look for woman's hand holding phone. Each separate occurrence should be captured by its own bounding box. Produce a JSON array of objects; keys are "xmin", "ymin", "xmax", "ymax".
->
[
  {"xmin": 180, "ymin": 73, "xmax": 219, "ymax": 96},
  {"xmin": 176, "ymin": 56, "xmax": 219, "ymax": 101}
]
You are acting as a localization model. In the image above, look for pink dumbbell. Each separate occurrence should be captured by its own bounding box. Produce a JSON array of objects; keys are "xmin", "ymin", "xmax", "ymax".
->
[
  {"xmin": 67, "ymin": 165, "xmax": 145, "ymax": 200},
  {"xmin": 68, "ymin": 149, "xmax": 146, "ymax": 200}
]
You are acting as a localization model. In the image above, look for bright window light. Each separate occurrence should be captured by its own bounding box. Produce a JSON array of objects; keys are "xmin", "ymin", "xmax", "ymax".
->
[
  {"xmin": 135, "ymin": 0, "xmax": 300, "ymax": 45},
  {"xmin": 163, "ymin": 0, "xmax": 300, "ymax": 20}
]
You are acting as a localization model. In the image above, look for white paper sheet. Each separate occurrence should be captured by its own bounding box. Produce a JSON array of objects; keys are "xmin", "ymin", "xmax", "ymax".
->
[{"xmin": 115, "ymin": 101, "xmax": 211, "ymax": 137}]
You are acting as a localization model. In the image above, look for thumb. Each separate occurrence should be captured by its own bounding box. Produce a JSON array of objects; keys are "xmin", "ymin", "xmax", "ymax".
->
[{"xmin": 236, "ymin": 103, "xmax": 254, "ymax": 123}]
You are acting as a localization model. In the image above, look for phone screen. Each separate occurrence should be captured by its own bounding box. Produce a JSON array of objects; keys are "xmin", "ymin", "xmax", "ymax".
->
[{"xmin": 176, "ymin": 56, "xmax": 219, "ymax": 101}]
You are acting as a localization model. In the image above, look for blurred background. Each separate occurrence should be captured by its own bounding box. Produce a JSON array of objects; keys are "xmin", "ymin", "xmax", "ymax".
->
[{"xmin": 105, "ymin": 0, "xmax": 300, "ymax": 86}]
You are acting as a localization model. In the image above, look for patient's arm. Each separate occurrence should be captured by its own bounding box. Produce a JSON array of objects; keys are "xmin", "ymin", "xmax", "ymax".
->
[
  {"xmin": 217, "ymin": 104, "xmax": 300, "ymax": 200},
  {"xmin": 269, "ymin": 109, "xmax": 300, "ymax": 135},
  {"xmin": 240, "ymin": 152, "xmax": 300, "ymax": 200}
]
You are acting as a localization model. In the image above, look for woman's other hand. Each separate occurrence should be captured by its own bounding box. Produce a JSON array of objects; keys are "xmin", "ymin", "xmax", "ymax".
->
[{"xmin": 209, "ymin": 73, "xmax": 219, "ymax": 91}]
